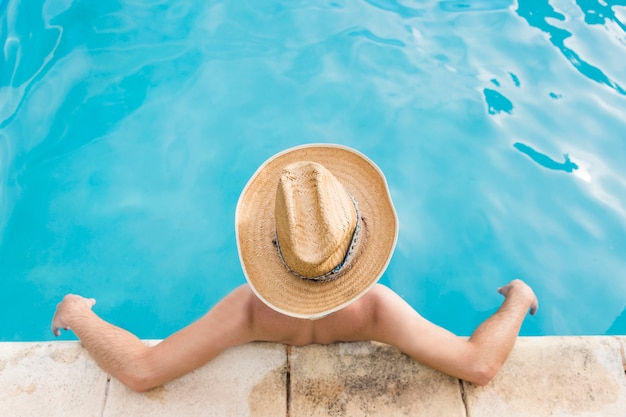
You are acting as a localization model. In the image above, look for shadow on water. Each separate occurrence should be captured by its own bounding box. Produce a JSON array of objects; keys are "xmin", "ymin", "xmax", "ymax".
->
[
  {"xmin": 513, "ymin": 142, "xmax": 579, "ymax": 173},
  {"xmin": 516, "ymin": 0, "xmax": 626, "ymax": 95}
]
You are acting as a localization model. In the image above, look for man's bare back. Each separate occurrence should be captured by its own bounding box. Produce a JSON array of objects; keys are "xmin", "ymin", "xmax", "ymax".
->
[{"xmin": 52, "ymin": 280, "xmax": 537, "ymax": 392}]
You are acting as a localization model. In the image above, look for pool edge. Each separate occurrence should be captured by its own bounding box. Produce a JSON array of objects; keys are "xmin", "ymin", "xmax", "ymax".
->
[{"xmin": 1, "ymin": 336, "xmax": 625, "ymax": 416}]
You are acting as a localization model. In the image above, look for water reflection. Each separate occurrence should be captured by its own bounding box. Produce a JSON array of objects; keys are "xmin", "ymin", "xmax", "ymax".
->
[{"xmin": 516, "ymin": 0, "xmax": 626, "ymax": 95}]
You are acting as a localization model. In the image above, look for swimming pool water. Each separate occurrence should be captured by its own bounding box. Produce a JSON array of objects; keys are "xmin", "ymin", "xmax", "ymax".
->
[{"xmin": 1, "ymin": 0, "xmax": 625, "ymax": 341}]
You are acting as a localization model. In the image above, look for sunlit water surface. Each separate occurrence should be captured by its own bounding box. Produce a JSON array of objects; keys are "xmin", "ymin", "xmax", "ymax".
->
[{"xmin": 1, "ymin": 0, "xmax": 625, "ymax": 341}]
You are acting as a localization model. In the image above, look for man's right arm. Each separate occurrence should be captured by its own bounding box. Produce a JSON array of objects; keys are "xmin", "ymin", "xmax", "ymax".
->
[{"xmin": 51, "ymin": 285, "xmax": 256, "ymax": 392}]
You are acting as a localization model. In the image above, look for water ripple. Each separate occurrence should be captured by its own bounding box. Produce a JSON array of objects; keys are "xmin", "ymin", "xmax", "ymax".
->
[
  {"xmin": 514, "ymin": 142, "xmax": 578, "ymax": 173},
  {"xmin": 2, "ymin": 0, "xmax": 626, "ymax": 339},
  {"xmin": 439, "ymin": 0, "xmax": 513, "ymax": 13},
  {"xmin": 363, "ymin": 0, "xmax": 424, "ymax": 18},
  {"xmin": 516, "ymin": 0, "xmax": 626, "ymax": 95},
  {"xmin": 1, "ymin": 2, "xmax": 64, "ymax": 127}
]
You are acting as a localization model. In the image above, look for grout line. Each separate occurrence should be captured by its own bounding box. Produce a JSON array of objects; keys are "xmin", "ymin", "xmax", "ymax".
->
[
  {"xmin": 100, "ymin": 374, "xmax": 112, "ymax": 417},
  {"xmin": 458, "ymin": 379, "xmax": 470, "ymax": 417},
  {"xmin": 285, "ymin": 345, "xmax": 292, "ymax": 417},
  {"xmin": 613, "ymin": 336, "xmax": 626, "ymax": 373}
]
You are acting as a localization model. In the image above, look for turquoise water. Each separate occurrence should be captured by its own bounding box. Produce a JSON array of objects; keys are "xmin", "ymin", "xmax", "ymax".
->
[{"xmin": 1, "ymin": 0, "xmax": 625, "ymax": 341}]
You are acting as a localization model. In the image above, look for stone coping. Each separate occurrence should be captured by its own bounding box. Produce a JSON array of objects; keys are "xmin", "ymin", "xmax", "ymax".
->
[{"xmin": 1, "ymin": 336, "xmax": 624, "ymax": 417}]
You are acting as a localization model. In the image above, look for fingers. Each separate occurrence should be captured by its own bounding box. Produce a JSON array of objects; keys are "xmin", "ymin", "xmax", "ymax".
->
[
  {"xmin": 51, "ymin": 294, "xmax": 95, "ymax": 336},
  {"xmin": 51, "ymin": 323, "xmax": 70, "ymax": 337},
  {"xmin": 497, "ymin": 280, "xmax": 539, "ymax": 316},
  {"xmin": 51, "ymin": 315, "xmax": 68, "ymax": 337}
]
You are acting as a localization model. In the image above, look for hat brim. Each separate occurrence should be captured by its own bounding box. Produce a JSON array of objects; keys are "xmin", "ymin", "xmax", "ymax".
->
[{"xmin": 235, "ymin": 144, "xmax": 398, "ymax": 319}]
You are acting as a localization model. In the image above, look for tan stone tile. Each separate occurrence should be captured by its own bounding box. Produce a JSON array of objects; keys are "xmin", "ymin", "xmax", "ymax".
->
[
  {"xmin": 103, "ymin": 342, "xmax": 287, "ymax": 417},
  {"xmin": 0, "ymin": 342, "xmax": 108, "ymax": 417},
  {"xmin": 464, "ymin": 336, "xmax": 626, "ymax": 417},
  {"xmin": 290, "ymin": 342, "xmax": 465, "ymax": 417}
]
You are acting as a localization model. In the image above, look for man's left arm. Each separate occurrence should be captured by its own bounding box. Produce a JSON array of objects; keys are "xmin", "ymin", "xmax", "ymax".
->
[{"xmin": 366, "ymin": 280, "xmax": 538, "ymax": 386}]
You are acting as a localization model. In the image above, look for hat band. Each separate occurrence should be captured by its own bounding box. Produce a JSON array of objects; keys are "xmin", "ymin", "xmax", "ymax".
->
[{"xmin": 274, "ymin": 196, "xmax": 367, "ymax": 283}]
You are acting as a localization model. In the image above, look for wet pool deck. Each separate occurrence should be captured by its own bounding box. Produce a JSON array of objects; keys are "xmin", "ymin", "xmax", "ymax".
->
[{"xmin": 1, "ymin": 336, "xmax": 625, "ymax": 416}]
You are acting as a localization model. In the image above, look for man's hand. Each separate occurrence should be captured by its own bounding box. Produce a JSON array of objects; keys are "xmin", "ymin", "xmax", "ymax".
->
[
  {"xmin": 51, "ymin": 294, "xmax": 97, "ymax": 337},
  {"xmin": 498, "ymin": 279, "xmax": 539, "ymax": 316}
]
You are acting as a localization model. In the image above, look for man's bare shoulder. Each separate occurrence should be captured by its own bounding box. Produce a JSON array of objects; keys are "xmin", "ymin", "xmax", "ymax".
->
[
  {"xmin": 358, "ymin": 284, "xmax": 414, "ymax": 317},
  {"xmin": 220, "ymin": 284, "xmax": 257, "ymax": 314}
]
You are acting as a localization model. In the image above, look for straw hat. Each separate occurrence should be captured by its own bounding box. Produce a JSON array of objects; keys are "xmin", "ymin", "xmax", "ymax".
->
[{"xmin": 236, "ymin": 144, "xmax": 398, "ymax": 319}]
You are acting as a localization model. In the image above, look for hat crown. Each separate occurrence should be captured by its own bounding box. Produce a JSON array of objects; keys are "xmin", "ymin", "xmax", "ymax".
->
[{"xmin": 275, "ymin": 161, "xmax": 357, "ymax": 279}]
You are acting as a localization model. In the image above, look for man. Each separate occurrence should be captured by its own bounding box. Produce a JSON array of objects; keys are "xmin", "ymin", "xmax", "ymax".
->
[{"xmin": 52, "ymin": 144, "xmax": 538, "ymax": 393}]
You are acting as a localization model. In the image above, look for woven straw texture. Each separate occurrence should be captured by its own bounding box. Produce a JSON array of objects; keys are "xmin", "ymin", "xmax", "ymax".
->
[{"xmin": 236, "ymin": 144, "xmax": 397, "ymax": 319}]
